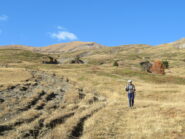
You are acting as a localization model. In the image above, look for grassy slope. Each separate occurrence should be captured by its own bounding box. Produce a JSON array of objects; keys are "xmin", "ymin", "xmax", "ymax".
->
[
  {"xmin": 44, "ymin": 45, "xmax": 185, "ymax": 138},
  {"xmin": 0, "ymin": 49, "xmax": 45, "ymax": 64},
  {"xmin": 35, "ymin": 64, "xmax": 185, "ymax": 139},
  {"xmin": 38, "ymin": 65, "xmax": 185, "ymax": 139},
  {"xmin": 0, "ymin": 49, "xmax": 44, "ymax": 88},
  {"xmin": 0, "ymin": 44, "xmax": 185, "ymax": 138}
]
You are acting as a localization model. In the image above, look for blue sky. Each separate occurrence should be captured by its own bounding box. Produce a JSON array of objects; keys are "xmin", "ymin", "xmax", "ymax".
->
[{"xmin": 0, "ymin": 0, "xmax": 185, "ymax": 47}]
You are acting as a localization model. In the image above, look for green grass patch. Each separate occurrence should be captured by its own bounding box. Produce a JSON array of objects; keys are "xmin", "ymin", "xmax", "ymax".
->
[{"xmin": 0, "ymin": 49, "xmax": 44, "ymax": 63}]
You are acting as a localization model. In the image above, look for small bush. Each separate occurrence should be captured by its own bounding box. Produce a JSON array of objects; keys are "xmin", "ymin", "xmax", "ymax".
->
[
  {"xmin": 162, "ymin": 60, "xmax": 169, "ymax": 69},
  {"xmin": 113, "ymin": 60, "xmax": 119, "ymax": 67}
]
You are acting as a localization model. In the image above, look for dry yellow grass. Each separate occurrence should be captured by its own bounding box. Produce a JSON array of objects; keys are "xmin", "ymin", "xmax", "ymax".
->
[
  {"xmin": 0, "ymin": 44, "xmax": 185, "ymax": 139},
  {"xmin": 0, "ymin": 68, "xmax": 32, "ymax": 89},
  {"xmin": 1, "ymin": 63, "xmax": 185, "ymax": 138},
  {"xmin": 37, "ymin": 64, "xmax": 185, "ymax": 139}
]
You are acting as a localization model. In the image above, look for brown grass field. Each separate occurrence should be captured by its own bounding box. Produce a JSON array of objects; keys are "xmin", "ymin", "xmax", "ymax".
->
[
  {"xmin": 41, "ymin": 65, "xmax": 185, "ymax": 139},
  {"xmin": 0, "ymin": 45, "xmax": 185, "ymax": 139}
]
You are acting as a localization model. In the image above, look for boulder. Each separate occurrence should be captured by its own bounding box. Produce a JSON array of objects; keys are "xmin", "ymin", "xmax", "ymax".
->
[
  {"xmin": 70, "ymin": 56, "xmax": 84, "ymax": 64},
  {"xmin": 150, "ymin": 60, "xmax": 165, "ymax": 74},
  {"xmin": 42, "ymin": 56, "xmax": 58, "ymax": 64},
  {"xmin": 140, "ymin": 61, "xmax": 152, "ymax": 72}
]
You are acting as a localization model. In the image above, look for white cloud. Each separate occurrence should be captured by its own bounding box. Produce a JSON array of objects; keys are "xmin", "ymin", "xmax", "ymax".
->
[
  {"xmin": 0, "ymin": 15, "xmax": 8, "ymax": 21},
  {"xmin": 57, "ymin": 26, "xmax": 66, "ymax": 30},
  {"xmin": 50, "ymin": 26, "xmax": 78, "ymax": 41},
  {"xmin": 51, "ymin": 31, "xmax": 78, "ymax": 41}
]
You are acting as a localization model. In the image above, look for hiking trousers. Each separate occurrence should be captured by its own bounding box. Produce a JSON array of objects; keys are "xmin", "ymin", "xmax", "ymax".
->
[{"xmin": 128, "ymin": 93, "xmax": 135, "ymax": 107}]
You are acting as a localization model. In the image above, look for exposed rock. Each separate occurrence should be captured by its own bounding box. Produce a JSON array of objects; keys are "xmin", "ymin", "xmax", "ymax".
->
[
  {"xmin": 42, "ymin": 56, "xmax": 58, "ymax": 64},
  {"xmin": 78, "ymin": 52, "xmax": 93, "ymax": 57},
  {"xmin": 70, "ymin": 56, "xmax": 84, "ymax": 64},
  {"xmin": 150, "ymin": 60, "xmax": 165, "ymax": 74},
  {"xmin": 0, "ymin": 98, "xmax": 4, "ymax": 103},
  {"xmin": 20, "ymin": 85, "xmax": 29, "ymax": 91},
  {"xmin": 140, "ymin": 61, "xmax": 152, "ymax": 72},
  {"xmin": 57, "ymin": 58, "xmax": 74, "ymax": 64}
]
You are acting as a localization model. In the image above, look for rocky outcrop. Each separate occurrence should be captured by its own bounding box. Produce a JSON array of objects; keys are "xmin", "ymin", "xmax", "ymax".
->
[
  {"xmin": 57, "ymin": 56, "xmax": 85, "ymax": 64},
  {"xmin": 70, "ymin": 56, "xmax": 84, "ymax": 64},
  {"xmin": 150, "ymin": 60, "xmax": 165, "ymax": 75},
  {"xmin": 42, "ymin": 56, "xmax": 58, "ymax": 64},
  {"xmin": 140, "ymin": 61, "xmax": 152, "ymax": 72},
  {"xmin": 140, "ymin": 60, "xmax": 165, "ymax": 74}
]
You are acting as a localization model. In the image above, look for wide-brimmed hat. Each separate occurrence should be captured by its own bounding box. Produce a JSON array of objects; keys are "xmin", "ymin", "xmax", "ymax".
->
[{"xmin": 128, "ymin": 80, "xmax": 132, "ymax": 83}]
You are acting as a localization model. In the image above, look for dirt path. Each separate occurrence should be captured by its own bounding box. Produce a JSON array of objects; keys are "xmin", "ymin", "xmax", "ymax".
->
[{"xmin": 81, "ymin": 94, "xmax": 185, "ymax": 139}]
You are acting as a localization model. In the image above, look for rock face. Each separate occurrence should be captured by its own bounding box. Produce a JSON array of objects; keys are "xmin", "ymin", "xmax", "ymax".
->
[
  {"xmin": 42, "ymin": 56, "xmax": 58, "ymax": 64},
  {"xmin": 150, "ymin": 60, "xmax": 165, "ymax": 74},
  {"xmin": 70, "ymin": 56, "xmax": 84, "ymax": 64},
  {"xmin": 140, "ymin": 61, "xmax": 152, "ymax": 72}
]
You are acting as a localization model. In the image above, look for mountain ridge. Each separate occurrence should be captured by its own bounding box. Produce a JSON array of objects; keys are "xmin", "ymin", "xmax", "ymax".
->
[
  {"xmin": 1, "ymin": 38, "xmax": 185, "ymax": 53},
  {"xmin": 0, "ymin": 41, "xmax": 106, "ymax": 53}
]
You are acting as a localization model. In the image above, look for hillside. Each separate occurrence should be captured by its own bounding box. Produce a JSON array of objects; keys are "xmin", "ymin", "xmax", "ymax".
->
[
  {"xmin": 1, "ymin": 38, "xmax": 185, "ymax": 54},
  {"xmin": 0, "ymin": 49, "xmax": 45, "ymax": 65},
  {"xmin": 0, "ymin": 41, "xmax": 106, "ymax": 54},
  {"xmin": 0, "ymin": 39, "xmax": 185, "ymax": 138},
  {"xmin": 157, "ymin": 38, "xmax": 185, "ymax": 48},
  {"xmin": 0, "ymin": 45, "xmax": 36, "ymax": 51},
  {"xmin": 37, "ymin": 41, "xmax": 105, "ymax": 53}
]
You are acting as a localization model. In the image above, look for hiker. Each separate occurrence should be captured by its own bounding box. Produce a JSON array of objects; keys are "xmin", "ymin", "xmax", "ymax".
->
[{"xmin": 125, "ymin": 80, "xmax": 136, "ymax": 107}]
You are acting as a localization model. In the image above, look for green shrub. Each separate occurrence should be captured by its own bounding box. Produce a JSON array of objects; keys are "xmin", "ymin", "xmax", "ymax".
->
[
  {"xmin": 162, "ymin": 60, "xmax": 169, "ymax": 69},
  {"xmin": 113, "ymin": 60, "xmax": 119, "ymax": 67}
]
